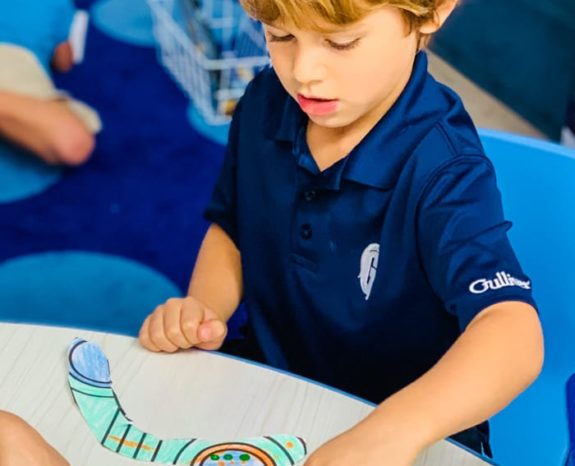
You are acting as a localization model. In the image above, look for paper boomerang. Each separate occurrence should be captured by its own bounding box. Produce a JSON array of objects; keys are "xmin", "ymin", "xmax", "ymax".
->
[{"xmin": 67, "ymin": 339, "xmax": 307, "ymax": 465}]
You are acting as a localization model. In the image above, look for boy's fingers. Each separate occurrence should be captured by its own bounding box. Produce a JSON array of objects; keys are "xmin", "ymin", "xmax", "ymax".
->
[
  {"xmin": 196, "ymin": 319, "xmax": 227, "ymax": 350},
  {"xmin": 148, "ymin": 307, "xmax": 179, "ymax": 353},
  {"xmin": 138, "ymin": 315, "xmax": 160, "ymax": 352},
  {"xmin": 163, "ymin": 300, "xmax": 193, "ymax": 349},
  {"xmin": 140, "ymin": 299, "xmax": 225, "ymax": 352},
  {"xmin": 180, "ymin": 300, "xmax": 205, "ymax": 346}
]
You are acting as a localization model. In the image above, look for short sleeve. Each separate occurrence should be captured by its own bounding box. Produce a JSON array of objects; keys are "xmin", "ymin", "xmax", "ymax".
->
[
  {"xmin": 203, "ymin": 99, "xmax": 243, "ymax": 246},
  {"xmin": 417, "ymin": 155, "xmax": 537, "ymax": 329}
]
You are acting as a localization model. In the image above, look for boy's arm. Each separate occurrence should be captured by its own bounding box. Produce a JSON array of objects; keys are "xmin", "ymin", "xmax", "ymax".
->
[
  {"xmin": 305, "ymin": 301, "xmax": 543, "ymax": 465},
  {"xmin": 188, "ymin": 222, "xmax": 243, "ymax": 321},
  {"xmin": 139, "ymin": 223, "xmax": 243, "ymax": 352},
  {"xmin": 368, "ymin": 300, "xmax": 542, "ymax": 447}
]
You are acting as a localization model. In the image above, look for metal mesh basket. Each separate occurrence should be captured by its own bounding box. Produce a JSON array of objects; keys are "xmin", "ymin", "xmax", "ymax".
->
[{"xmin": 147, "ymin": 0, "xmax": 269, "ymax": 124}]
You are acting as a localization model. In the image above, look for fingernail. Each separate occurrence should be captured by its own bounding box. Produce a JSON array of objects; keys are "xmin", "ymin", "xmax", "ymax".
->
[{"xmin": 199, "ymin": 325, "xmax": 212, "ymax": 342}]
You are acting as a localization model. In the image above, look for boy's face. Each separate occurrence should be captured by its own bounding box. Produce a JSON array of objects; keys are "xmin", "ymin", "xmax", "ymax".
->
[{"xmin": 263, "ymin": 6, "xmax": 420, "ymax": 133}]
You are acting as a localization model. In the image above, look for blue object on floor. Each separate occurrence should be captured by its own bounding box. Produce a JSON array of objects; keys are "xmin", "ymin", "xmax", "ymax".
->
[
  {"xmin": 187, "ymin": 103, "xmax": 230, "ymax": 146},
  {"xmin": 91, "ymin": 0, "xmax": 156, "ymax": 47},
  {"xmin": 0, "ymin": 251, "xmax": 181, "ymax": 336},
  {"xmin": 0, "ymin": 143, "xmax": 62, "ymax": 203},
  {"xmin": 480, "ymin": 129, "xmax": 575, "ymax": 466}
]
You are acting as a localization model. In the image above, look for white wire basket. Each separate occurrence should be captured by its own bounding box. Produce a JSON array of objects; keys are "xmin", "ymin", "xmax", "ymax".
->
[{"xmin": 147, "ymin": 0, "xmax": 270, "ymax": 125}]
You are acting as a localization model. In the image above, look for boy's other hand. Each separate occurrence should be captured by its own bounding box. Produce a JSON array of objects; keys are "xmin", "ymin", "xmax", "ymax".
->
[
  {"xmin": 139, "ymin": 297, "xmax": 227, "ymax": 352},
  {"xmin": 303, "ymin": 420, "xmax": 419, "ymax": 466},
  {"xmin": 0, "ymin": 411, "xmax": 70, "ymax": 466}
]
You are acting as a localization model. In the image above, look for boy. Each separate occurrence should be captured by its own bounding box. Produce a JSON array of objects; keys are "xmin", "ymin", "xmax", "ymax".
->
[
  {"xmin": 139, "ymin": 0, "xmax": 544, "ymax": 464},
  {"xmin": 0, "ymin": 410, "xmax": 70, "ymax": 466},
  {"xmin": 0, "ymin": 0, "xmax": 101, "ymax": 165}
]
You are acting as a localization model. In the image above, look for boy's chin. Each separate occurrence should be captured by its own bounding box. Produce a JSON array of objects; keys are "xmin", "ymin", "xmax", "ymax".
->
[{"xmin": 307, "ymin": 112, "xmax": 361, "ymax": 131}]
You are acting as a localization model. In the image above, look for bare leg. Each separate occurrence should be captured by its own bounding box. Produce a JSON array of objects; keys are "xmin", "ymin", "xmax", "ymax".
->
[{"xmin": 0, "ymin": 90, "xmax": 95, "ymax": 166}]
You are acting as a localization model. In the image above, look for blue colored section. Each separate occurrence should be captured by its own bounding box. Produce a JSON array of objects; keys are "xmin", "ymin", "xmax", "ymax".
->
[
  {"xmin": 480, "ymin": 129, "xmax": 575, "ymax": 466},
  {"xmin": 91, "ymin": 0, "xmax": 156, "ymax": 47},
  {"xmin": 187, "ymin": 103, "xmax": 230, "ymax": 146},
  {"xmin": 0, "ymin": 143, "xmax": 62, "ymax": 203},
  {"xmin": 0, "ymin": 251, "xmax": 182, "ymax": 335},
  {"xmin": 69, "ymin": 339, "xmax": 112, "ymax": 386}
]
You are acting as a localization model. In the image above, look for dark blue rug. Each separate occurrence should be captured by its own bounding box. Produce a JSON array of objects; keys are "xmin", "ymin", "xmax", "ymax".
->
[{"xmin": 0, "ymin": 19, "xmax": 244, "ymax": 336}]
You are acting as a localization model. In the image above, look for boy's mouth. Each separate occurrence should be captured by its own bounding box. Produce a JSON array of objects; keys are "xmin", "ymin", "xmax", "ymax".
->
[{"xmin": 297, "ymin": 94, "xmax": 339, "ymax": 116}]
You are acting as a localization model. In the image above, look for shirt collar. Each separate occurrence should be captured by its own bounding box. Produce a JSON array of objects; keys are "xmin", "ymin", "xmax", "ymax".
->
[{"xmin": 265, "ymin": 52, "xmax": 454, "ymax": 189}]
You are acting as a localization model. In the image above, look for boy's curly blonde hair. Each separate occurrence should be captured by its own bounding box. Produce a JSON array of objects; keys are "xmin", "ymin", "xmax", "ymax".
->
[{"xmin": 240, "ymin": 0, "xmax": 454, "ymax": 46}]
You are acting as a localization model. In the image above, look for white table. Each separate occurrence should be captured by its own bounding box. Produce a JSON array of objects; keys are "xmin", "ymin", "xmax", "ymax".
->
[{"xmin": 0, "ymin": 323, "xmax": 494, "ymax": 465}]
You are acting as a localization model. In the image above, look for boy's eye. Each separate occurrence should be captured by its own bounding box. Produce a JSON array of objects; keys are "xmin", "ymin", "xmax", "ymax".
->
[
  {"xmin": 326, "ymin": 38, "xmax": 360, "ymax": 51},
  {"xmin": 265, "ymin": 31, "xmax": 360, "ymax": 50},
  {"xmin": 267, "ymin": 32, "xmax": 294, "ymax": 42}
]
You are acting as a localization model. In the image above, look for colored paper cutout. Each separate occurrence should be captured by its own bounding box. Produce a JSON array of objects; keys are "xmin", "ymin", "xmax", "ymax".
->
[{"xmin": 67, "ymin": 339, "xmax": 307, "ymax": 465}]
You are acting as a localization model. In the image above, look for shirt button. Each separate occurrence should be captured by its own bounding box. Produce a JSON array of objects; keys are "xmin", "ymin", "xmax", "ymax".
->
[
  {"xmin": 303, "ymin": 189, "xmax": 317, "ymax": 201},
  {"xmin": 300, "ymin": 223, "xmax": 313, "ymax": 239}
]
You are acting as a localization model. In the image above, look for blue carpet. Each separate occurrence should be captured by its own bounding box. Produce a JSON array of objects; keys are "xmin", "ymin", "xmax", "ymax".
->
[
  {"xmin": 91, "ymin": 0, "xmax": 156, "ymax": 46},
  {"xmin": 0, "ymin": 21, "xmax": 245, "ymax": 336},
  {"xmin": 187, "ymin": 104, "xmax": 230, "ymax": 146},
  {"xmin": 0, "ymin": 143, "xmax": 62, "ymax": 203},
  {"xmin": 0, "ymin": 251, "xmax": 180, "ymax": 334}
]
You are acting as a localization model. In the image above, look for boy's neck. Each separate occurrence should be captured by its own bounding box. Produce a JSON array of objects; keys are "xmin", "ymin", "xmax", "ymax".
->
[
  {"xmin": 306, "ymin": 122, "xmax": 363, "ymax": 172},
  {"xmin": 305, "ymin": 64, "xmax": 412, "ymax": 172}
]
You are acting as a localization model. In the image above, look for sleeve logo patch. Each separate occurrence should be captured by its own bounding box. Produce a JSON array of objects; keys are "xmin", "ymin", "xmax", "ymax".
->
[{"xmin": 469, "ymin": 271, "xmax": 531, "ymax": 294}]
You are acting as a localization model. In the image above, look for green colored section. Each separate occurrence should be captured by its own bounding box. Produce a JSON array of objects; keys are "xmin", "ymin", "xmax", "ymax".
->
[
  {"xmin": 164, "ymin": 439, "xmax": 212, "ymax": 463},
  {"xmin": 119, "ymin": 432, "xmax": 161, "ymax": 461},
  {"xmin": 70, "ymin": 381, "xmax": 124, "ymax": 441}
]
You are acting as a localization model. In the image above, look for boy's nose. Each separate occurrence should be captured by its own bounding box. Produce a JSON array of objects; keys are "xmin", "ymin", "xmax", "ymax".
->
[{"xmin": 292, "ymin": 47, "xmax": 326, "ymax": 85}]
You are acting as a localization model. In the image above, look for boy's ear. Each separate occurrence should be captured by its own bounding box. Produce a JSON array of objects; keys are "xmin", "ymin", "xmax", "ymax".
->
[{"xmin": 418, "ymin": 0, "xmax": 458, "ymax": 34}]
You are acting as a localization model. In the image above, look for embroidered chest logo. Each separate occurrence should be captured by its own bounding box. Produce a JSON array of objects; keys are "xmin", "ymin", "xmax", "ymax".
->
[{"xmin": 359, "ymin": 243, "xmax": 380, "ymax": 300}]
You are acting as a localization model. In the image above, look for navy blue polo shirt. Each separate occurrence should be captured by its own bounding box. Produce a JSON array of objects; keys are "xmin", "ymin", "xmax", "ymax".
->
[{"xmin": 205, "ymin": 52, "xmax": 536, "ymax": 404}]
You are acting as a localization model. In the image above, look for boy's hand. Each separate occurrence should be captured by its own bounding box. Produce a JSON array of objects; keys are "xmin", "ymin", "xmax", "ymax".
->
[
  {"xmin": 0, "ymin": 411, "xmax": 70, "ymax": 466},
  {"xmin": 139, "ymin": 297, "xmax": 227, "ymax": 352},
  {"xmin": 304, "ymin": 422, "xmax": 419, "ymax": 466}
]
